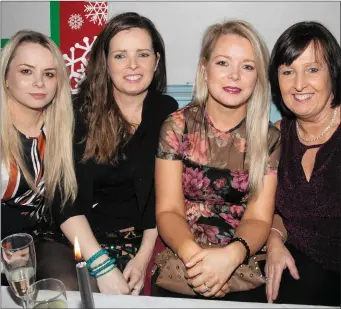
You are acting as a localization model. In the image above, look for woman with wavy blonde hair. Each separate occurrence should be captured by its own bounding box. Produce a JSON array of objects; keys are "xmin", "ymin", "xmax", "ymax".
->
[
  {"xmin": 152, "ymin": 20, "xmax": 280, "ymax": 302},
  {"xmin": 1, "ymin": 30, "xmax": 77, "ymax": 239}
]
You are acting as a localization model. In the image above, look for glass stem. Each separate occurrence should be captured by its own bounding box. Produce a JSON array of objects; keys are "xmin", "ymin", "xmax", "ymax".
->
[{"xmin": 22, "ymin": 295, "xmax": 29, "ymax": 308}]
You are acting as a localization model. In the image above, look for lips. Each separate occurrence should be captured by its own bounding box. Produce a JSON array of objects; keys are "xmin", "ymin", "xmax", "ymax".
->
[
  {"xmin": 223, "ymin": 86, "xmax": 242, "ymax": 94},
  {"xmin": 292, "ymin": 93, "xmax": 314, "ymax": 102},
  {"xmin": 29, "ymin": 93, "xmax": 47, "ymax": 99}
]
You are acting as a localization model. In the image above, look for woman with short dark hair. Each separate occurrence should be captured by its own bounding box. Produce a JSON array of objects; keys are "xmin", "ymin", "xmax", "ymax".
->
[{"xmin": 265, "ymin": 21, "xmax": 340, "ymax": 306}]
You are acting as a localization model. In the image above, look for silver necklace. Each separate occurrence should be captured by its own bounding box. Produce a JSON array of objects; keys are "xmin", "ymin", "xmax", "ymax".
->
[{"xmin": 296, "ymin": 107, "xmax": 338, "ymax": 143}]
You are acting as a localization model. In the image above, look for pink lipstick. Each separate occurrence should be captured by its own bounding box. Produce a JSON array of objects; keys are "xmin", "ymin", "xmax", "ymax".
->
[{"xmin": 223, "ymin": 86, "xmax": 241, "ymax": 94}]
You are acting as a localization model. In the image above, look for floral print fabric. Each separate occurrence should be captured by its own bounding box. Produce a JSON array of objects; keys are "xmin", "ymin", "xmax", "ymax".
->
[{"xmin": 157, "ymin": 104, "xmax": 281, "ymax": 245}]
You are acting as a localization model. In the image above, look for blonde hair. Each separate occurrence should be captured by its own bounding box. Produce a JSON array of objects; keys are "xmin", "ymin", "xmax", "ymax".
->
[
  {"xmin": 192, "ymin": 20, "xmax": 270, "ymax": 195},
  {"xmin": 1, "ymin": 30, "xmax": 77, "ymax": 207}
]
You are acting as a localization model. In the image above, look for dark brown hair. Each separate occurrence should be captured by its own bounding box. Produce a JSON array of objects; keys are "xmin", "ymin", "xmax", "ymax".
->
[
  {"xmin": 76, "ymin": 12, "xmax": 167, "ymax": 163},
  {"xmin": 269, "ymin": 21, "xmax": 341, "ymax": 118}
]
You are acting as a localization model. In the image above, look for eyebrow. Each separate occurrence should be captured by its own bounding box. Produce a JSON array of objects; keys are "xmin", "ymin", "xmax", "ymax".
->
[
  {"xmin": 280, "ymin": 61, "xmax": 321, "ymax": 68},
  {"xmin": 111, "ymin": 48, "xmax": 153, "ymax": 53},
  {"xmin": 213, "ymin": 55, "xmax": 255, "ymax": 63},
  {"xmin": 18, "ymin": 63, "xmax": 56, "ymax": 70}
]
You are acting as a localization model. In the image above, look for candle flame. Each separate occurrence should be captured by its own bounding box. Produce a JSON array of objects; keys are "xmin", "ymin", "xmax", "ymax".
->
[{"xmin": 74, "ymin": 236, "xmax": 82, "ymax": 262}]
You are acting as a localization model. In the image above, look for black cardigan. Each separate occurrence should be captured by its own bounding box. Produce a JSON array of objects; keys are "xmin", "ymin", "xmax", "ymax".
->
[{"xmin": 53, "ymin": 90, "xmax": 178, "ymax": 231}]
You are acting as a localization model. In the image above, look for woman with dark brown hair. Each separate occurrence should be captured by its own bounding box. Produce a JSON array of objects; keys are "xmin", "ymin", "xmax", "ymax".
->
[{"xmin": 38, "ymin": 12, "xmax": 177, "ymax": 294}]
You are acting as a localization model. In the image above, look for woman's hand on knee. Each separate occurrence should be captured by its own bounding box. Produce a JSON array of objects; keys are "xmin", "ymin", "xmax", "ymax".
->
[
  {"xmin": 265, "ymin": 243, "xmax": 299, "ymax": 303},
  {"xmin": 96, "ymin": 267, "xmax": 130, "ymax": 295},
  {"xmin": 185, "ymin": 248, "xmax": 237, "ymax": 298},
  {"xmin": 123, "ymin": 252, "xmax": 151, "ymax": 295}
]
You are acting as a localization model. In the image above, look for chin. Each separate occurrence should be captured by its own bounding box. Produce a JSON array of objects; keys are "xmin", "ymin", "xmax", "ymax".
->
[
  {"xmin": 217, "ymin": 99, "xmax": 247, "ymax": 109},
  {"xmin": 125, "ymin": 87, "xmax": 148, "ymax": 96}
]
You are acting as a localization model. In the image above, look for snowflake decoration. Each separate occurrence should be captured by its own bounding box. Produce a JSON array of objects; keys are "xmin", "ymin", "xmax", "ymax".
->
[
  {"xmin": 68, "ymin": 14, "xmax": 84, "ymax": 30},
  {"xmin": 63, "ymin": 36, "xmax": 97, "ymax": 93},
  {"xmin": 84, "ymin": 1, "xmax": 108, "ymax": 26}
]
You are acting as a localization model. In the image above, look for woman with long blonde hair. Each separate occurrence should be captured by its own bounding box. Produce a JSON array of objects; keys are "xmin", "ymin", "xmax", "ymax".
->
[
  {"xmin": 1, "ymin": 30, "xmax": 77, "ymax": 238},
  {"xmin": 152, "ymin": 20, "xmax": 281, "ymax": 302}
]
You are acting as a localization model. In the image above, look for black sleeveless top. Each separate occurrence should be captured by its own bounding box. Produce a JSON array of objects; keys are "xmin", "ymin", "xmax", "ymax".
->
[{"xmin": 275, "ymin": 114, "xmax": 340, "ymax": 272}]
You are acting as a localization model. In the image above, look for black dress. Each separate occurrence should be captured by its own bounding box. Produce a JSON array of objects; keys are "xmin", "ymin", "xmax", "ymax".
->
[{"xmin": 35, "ymin": 90, "xmax": 178, "ymax": 290}]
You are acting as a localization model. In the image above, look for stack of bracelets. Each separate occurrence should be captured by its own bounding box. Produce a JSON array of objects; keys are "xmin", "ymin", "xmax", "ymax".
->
[{"xmin": 86, "ymin": 249, "xmax": 117, "ymax": 279}]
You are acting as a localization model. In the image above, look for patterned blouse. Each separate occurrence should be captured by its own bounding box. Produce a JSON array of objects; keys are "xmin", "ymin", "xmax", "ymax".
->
[
  {"xmin": 157, "ymin": 104, "xmax": 281, "ymax": 245},
  {"xmin": 1, "ymin": 128, "xmax": 46, "ymax": 238}
]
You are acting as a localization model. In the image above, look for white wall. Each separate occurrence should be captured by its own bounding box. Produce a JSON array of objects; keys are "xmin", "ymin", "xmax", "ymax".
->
[
  {"xmin": 1, "ymin": 2, "xmax": 50, "ymax": 38},
  {"xmin": 109, "ymin": 2, "xmax": 340, "ymax": 85}
]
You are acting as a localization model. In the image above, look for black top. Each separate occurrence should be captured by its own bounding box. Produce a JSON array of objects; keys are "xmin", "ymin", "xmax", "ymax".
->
[
  {"xmin": 53, "ymin": 90, "xmax": 178, "ymax": 232},
  {"xmin": 1, "ymin": 128, "xmax": 46, "ymax": 239},
  {"xmin": 275, "ymin": 114, "xmax": 340, "ymax": 272}
]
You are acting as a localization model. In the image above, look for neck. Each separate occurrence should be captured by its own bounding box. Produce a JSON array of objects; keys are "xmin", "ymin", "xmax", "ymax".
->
[
  {"xmin": 205, "ymin": 98, "xmax": 247, "ymax": 132},
  {"xmin": 297, "ymin": 106, "xmax": 339, "ymax": 140},
  {"xmin": 114, "ymin": 90, "xmax": 148, "ymax": 115},
  {"xmin": 10, "ymin": 99, "xmax": 44, "ymax": 137}
]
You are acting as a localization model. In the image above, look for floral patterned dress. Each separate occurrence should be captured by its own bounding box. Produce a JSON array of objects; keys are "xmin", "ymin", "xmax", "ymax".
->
[{"xmin": 156, "ymin": 104, "xmax": 281, "ymax": 246}]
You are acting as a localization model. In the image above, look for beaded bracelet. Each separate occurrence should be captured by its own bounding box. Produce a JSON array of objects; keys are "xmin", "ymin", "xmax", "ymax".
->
[
  {"xmin": 95, "ymin": 264, "xmax": 116, "ymax": 279},
  {"xmin": 89, "ymin": 258, "xmax": 116, "ymax": 277},
  {"xmin": 86, "ymin": 249, "xmax": 109, "ymax": 269},
  {"xmin": 229, "ymin": 237, "xmax": 250, "ymax": 264}
]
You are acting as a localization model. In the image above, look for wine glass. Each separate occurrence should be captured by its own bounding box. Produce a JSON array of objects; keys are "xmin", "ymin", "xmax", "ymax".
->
[
  {"xmin": 1, "ymin": 233, "xmax": 36, "ymax": 308},
  {"xmin": 27, "ymin": 278, "xmax": 68, "ymax": 309}
]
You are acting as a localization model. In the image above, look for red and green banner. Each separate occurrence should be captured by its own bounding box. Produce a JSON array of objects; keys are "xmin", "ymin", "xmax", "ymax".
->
[{"xmin": 54, "ymin": 1, "xmax": 108, "ymax": 93}]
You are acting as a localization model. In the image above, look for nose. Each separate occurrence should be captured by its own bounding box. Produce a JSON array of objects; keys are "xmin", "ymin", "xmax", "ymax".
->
[
  {"xmin": 294, "ymin": 72, "xmax": 307, "ymax": 91},
  {"xmin": 228, "ymin": 66, "xmax": 241, "ymax": 81},
  {"xmin": 128, "ymin": 56, "xmax": 138, "ymax": 70},
  {"xmin": 33, "ymin": 73, "xmax": 45, "ymax": 88}
]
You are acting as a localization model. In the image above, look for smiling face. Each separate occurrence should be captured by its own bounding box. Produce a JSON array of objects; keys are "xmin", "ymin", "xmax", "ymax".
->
[
  {"xmin": 278, "ymin": 42, "xmax": 333, "ymax": 120},
  {"xmin": 203, "ymin": 34, "xmax": 258, "ymax": 109},
  {"xmin": 5, "ymin": 42, "xmax": 58, "ymax": 112},
  {"xmin": 107, "ymin": 27, "xmax": 159, "ymax": 98}
]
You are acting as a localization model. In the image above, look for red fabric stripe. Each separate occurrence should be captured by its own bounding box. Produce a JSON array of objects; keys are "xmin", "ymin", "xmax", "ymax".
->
[{"xmin": 36, "ymin": 132, "xmax": 46, "ymax": 185}]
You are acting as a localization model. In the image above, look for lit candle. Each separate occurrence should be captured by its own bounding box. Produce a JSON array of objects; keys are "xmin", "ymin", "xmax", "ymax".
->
[{"xmin": 74, "ymin": 237, "xmax": 95, "ymax": 309}]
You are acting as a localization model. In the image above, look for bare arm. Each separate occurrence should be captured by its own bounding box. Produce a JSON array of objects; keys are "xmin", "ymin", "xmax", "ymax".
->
[
  {"xmin": 233, "ymin": 174, "xmax": 278, "ymax": 261},
  {"xmin": 60, "ymin": 215, "xmax": 102, "ymax": 260},
  {"xmin": 60, "ymin": 215, "xmax": 130, "ymax": 294},
  {"xmin": 137, "ymin": 228, "xmax": 158, "ymax": 260},
  {"xmin": 155, "ymin": 158, "xmax": 201, "ymax": 263}
]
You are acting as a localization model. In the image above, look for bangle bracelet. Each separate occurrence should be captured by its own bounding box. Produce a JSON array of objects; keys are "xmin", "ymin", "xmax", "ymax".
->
[
  {"xmin": 229, "ymin": 237, "xmax": 250, "ymax": 264},
  {"xmin": 86, "ymin": 249, "xmax": 109, "ymax": 269},
  {"xmin": 88, "ymin": 257, "xmax": 116, "ymax": 272},
  {"xmin": 95, "ymin": 264, "xmax": 116, "ymax": 279},
  {"xmin": 89, "ymin": 258, "xmax": 116, "ymax": 277},
  {"xmin": 271, "ymin": 228, "xmax": 286, "ymax": 242}
]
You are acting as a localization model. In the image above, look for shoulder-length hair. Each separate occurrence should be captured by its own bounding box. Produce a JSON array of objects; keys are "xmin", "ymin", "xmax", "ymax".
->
[
  {"xmin": 192, "ymin": 20, "xmax": 271, "ymax": 195},
  {"xmin": 1, "ymin": 30, "xmax": 77, "ymax": 207},
  {"xmin": 77, "ymin": 12, "xmax": 167, "ymax": 164},
  {"xmin": 269, "ymin": 21, "xmax": 341, "ymax": 118}
]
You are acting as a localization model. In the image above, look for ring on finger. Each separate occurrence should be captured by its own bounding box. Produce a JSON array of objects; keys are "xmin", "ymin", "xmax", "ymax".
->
[{"xmin": 203, "ymin": 282, "xmax": 211, "ymax": 293}]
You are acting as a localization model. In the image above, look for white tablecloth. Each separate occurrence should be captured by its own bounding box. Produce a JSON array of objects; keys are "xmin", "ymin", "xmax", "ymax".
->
[{"xmin": 1, "ymin": 286, "xmax": 336, "ymax": 308}]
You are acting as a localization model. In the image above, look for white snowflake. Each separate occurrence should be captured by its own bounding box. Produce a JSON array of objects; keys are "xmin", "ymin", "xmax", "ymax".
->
[
  {"xmin": 68, "ymin": 14, "xmax": 84, "ymax": 30},
  {"xmin": 63, "ymin": 36, "xmax": 97, "ymax": 94},
  {"xmin": 84, "ymin": 1, "xmax": 108, "ymax": 26}
]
